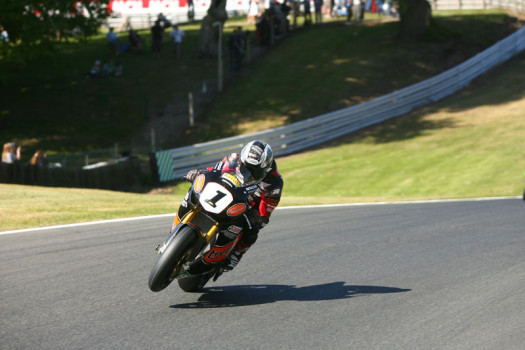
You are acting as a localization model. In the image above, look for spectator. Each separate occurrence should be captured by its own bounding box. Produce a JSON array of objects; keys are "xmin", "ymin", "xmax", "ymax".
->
[
  {"xmin": 229, "ymin": 27, "xmax": 247, "ymax": 71},
  {"xmin": 30, "ymin": 150, "xmax": 48, "ymax": 167},
  {"xmin": 128, "ymin": 29, "xmax": 144, "ymax": 52},
  {"xmin": 169, "ymin": 24, "xmax": 185, "ymax": 58},
  {"xmin": 187, "ymin": 0, "xmax": 195, "ymax": 20},
  {"xmin": 0, "ymin": 25, "xmax": 8, "ymax": 42},
  {"xmin": 248, "ymin": 0, "xmax": 260, "ymax": 25},
  {"xmin": 151, "ymin": 20, "xmax": 164, "ymax": 58},
  {"xmin": 314, "ymin": 0, "xmax": 323, "ymax": 24},
  {"xmin": 115, "ymin": 61, "xmax": 123, "ymax": 76},
  {"xmin": 87, "ymin": 60, "xmax": 102, "ymax": 78},
  {"xmin": 157, "ymin": 13, "xmax": 172, "ymax": 29},
  {"xmin": 2, "ymin": 142, "xmax": 20, "ymax": 163},
  {"xmin": 303, "ymin": 0, "xmax": 312, "ymax": 26},
  {"xmin": 280, "ymin": 0, "xmax": 291, "ymax": 32},
  {"xmin": 382, "ymin": 0, "xmax": 391, "ymax": 16},
  {"xmin": 107, "ymin": 27, "xmax": 122, "ymax": 55},
  {"xmin": 101, "ymin": 60, "xmax": 116, "ymax": 77},
  {"xmin": 345, "ymin": 0, "xmax": 353, "ymax": 23},
  {"xmin": 269, "ymin": 1, "xmax": 285, "ymax": 37},
  {"xmin": 359, "ymin": 0, "xmax": 365, "ymax": 21},
  {"xmin": 256, "ymin": 4, "xmax": 283, "ymax": 45},
  {"xmin": 377, "ymin": 0, "xmax": 384, "ymax": 16},
  {"xmin": 256, "ymin": 12, "xmax": 271, "ymax": 45}
]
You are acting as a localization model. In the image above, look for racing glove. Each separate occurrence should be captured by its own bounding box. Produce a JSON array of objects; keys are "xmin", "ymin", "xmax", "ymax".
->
[
  {"xmin": 247, "ymin": 209, "xmax": 269, "ymax": 230},
  {"xmin": 184, "ymin": 169, "xmax": 199, "ymax": 182}
]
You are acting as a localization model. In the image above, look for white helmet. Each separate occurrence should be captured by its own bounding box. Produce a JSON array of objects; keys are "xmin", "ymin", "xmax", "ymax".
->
[{"xmin": 239, "ymin": 140, "xmax": 274, "ymax": 182}]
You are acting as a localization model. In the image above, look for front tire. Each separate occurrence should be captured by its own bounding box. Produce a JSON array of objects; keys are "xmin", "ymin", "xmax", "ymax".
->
[{"xmin": 148, "ymin": 227, "xmax": 198, "ymax": 292}]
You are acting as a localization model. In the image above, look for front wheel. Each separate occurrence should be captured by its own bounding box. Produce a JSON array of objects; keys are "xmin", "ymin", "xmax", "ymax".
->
[{"xmin": 148, "ymin": 227, "xmax": 198, "ymax": 292}]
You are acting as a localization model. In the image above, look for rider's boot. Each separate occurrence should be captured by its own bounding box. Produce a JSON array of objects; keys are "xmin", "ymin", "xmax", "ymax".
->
[{"xmin": 224, "ymin": 243, "xmax": 251, "ymax": 271}]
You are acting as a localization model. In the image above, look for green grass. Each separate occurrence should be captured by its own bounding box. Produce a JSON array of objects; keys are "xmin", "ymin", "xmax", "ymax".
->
[
  {"xmin": 278, "ymin": 55, "xmax": 525, "ymax": 205},
  {"xmin": 2, "ymin": 54, "xmax": 524, "ymax": 231},
  {"xmin": 199, "ymin": 10, "xmax": 515, "ymax": 139},
  {"xmin": 1, "ymin": 10, "xmax": 524, "ymax": 231},
  {"xmin": 0, "ymin": 184, "xmax": 183, "ymax": 231}
]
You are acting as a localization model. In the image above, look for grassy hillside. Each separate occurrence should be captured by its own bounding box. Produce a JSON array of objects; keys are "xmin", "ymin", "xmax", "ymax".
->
[
  {"xmin": 180, "ymin": 10, "xmax": 521, "ymax": 140},
  {"xmin": 2, "ymin": 53, "xmax": 524, "ymax": 231},
  {"xmin": 0, "ymin": 10, "xmax": 519, "ymax": 160},
  {"xmin": 279, "ymin": 55, "xmax": 525, "ymax": 205},
  {"xmin": 1, "ymin": 10, "xmax": 524, "ymax": 231}
]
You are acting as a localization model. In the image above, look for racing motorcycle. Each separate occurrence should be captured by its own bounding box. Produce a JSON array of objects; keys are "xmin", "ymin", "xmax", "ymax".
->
[{"xmin": 148, "ymin": 168, "xmax": 256, "ymax": 293}]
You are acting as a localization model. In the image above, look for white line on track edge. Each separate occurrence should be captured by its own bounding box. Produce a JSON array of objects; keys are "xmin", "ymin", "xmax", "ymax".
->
[{"xmin": 0, "ymin": 196, "xmax": 520, "ymax": 236}]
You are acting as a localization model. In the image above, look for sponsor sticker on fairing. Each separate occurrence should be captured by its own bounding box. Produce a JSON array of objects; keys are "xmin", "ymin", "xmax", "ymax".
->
[
  {"xmin": 222, "ymin": 229, "xmax": 238, "ymax": 240},
  {"xmin": 222, "ymin": 172, "xmax": 241, "ymax": 187},
  {"xmin": 245, "ymin": 184, "xmax": 258, "ymax": 193},
  {"xmin": 227, "ymin": 203, "xmax": 246, "ymax": 216},
  {"xmin": 228, "ymin": 225, "xmax": 242, "ymax": 234},
  {"xmin": 193, "ymin": 174, "xmax": 205, "ymax": 193}
]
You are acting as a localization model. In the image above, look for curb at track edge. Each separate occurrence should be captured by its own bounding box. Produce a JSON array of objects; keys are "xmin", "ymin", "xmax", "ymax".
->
[{"xmin": 0, "ymin": 196, "xmax": 520, "ymax": 236}]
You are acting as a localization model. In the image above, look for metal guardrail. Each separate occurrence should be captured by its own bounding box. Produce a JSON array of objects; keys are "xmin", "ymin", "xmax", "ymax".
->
[{"xmin": 154, "ymin": 24, "xmax": 525, "ymax": 182}]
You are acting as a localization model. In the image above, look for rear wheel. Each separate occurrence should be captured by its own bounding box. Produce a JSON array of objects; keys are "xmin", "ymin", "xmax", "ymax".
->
[
  {"xmin": 148, "ymin": 227, "xmax": 198, "ymax": 292},
  {"xmin": 178, "ymin": 271, "xmax": 215, "ymax": 293}
]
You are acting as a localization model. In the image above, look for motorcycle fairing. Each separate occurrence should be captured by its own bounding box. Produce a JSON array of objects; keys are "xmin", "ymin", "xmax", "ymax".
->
[{"xmin": 202, "ymin": 234, "xmax": 243, "ymax": 264}]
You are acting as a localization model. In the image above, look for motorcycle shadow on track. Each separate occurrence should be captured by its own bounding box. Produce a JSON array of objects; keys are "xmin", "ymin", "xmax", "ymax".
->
[{"xmin": 170, "ymin": 282, "xmax": 411, "ymax": 309}]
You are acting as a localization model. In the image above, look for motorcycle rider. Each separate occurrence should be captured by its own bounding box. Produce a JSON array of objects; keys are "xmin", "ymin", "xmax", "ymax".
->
[{"xmin": 178, "ymin": 140, "xmax": 283, "ymax": 277}]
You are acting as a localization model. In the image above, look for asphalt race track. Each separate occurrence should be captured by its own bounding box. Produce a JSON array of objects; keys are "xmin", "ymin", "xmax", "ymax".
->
[{"xmin": 1, "ymin": 198, "xmax": 524, "ymax": 349}]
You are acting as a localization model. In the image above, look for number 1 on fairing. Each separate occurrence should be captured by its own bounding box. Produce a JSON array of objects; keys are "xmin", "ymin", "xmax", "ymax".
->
[
  {"xmin": 198, "ymin": 182, "xmax": 234, "ymax": 214},
  {"xmin": 205, "ymin": 190, "xmax": 227, "ymax": 208}
]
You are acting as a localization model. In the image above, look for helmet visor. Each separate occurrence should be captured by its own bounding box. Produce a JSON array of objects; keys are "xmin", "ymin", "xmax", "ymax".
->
[
  {"xmin": 244, "ymin": 162, "xmax": 267, "ymax": 182},
  {"xmin": 236, "ymin": 164, "xmax": 258, "ymax": 186}
]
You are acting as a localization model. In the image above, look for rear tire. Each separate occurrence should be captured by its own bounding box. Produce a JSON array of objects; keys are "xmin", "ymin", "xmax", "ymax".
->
[
  {"xmin": 178, "ymin": 271, "xmax": 214, "ymax": 293},
  {"xmin": 148, "ymin": 227, "xmax": 197, "ymax": 292}
]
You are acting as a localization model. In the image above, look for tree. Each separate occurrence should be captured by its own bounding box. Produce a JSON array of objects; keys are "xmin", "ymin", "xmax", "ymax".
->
[
  {"xmin": 198, "ymin": 0, "xmax": 228, "ymax": 57},
  {"xmin": 398, "ymin": 0, "xmax": 432, "ymax": 39},
  {"xmin": 0, "ymin": 0, "xmax": 109, "ymax": 45}
]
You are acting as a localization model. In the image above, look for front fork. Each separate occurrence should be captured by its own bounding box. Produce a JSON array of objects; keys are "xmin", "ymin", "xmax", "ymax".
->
[{"xmin": 156, "ymin": 208, "xmax": 220, "ymax": 255}]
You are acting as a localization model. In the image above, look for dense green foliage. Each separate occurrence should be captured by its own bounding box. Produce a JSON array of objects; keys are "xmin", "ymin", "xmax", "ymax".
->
[{"xmin": 0, "ymin": 0, "xmax": 109, "ymax": 66}]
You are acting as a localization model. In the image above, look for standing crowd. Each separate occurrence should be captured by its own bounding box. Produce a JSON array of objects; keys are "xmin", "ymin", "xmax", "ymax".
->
[
  {"xmin": 2, "ymin": 142, "xmax": 48, "ymax": 166},
  {"xmin": 89, "ymin": 1, "xmax": 396, "ymax": 75},
  {"xmin": 145, "ymin": 13, "xmax": 186, "ymax": 59}
]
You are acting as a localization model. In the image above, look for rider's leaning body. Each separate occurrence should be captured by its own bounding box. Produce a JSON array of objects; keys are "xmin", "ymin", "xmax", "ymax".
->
[{"xmin": 177, "ymin": 140, "xmax": 283, "ymax": 276}]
